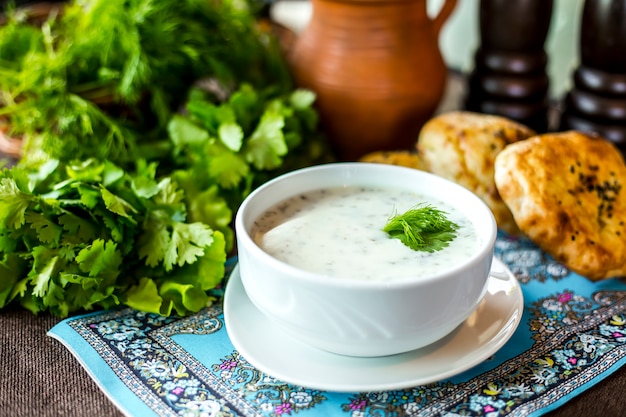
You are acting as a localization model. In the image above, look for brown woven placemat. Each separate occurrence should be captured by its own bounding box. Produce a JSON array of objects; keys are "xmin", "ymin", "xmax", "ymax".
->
[{"xmin": 0, "ymin": 308, "xmax": 123, "ymax": 417}]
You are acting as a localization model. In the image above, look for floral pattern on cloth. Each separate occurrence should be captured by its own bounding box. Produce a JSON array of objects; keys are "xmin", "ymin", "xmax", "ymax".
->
[{"xmin": 52, "ymin": 233, "xmax": 626, "ymax": 417}]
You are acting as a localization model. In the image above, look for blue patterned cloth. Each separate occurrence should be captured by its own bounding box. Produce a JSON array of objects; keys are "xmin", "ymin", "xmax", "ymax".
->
[{"xmin": 48, "ymin": 233, "xmax": 626, "ymax": 417}]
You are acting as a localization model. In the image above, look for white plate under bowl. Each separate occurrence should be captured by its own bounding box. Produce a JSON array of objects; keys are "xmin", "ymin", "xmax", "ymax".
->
[{"xmin": 224, "ymin": 257, "xmax": 523, "ymax": 392}]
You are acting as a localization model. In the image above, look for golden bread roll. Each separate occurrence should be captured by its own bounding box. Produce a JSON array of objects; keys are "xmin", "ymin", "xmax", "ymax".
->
[
  {"xmin": 494, "ymin": 131, "xmax": 626, "ymax": 281},
  {"xmin": 359, "ymin": 150, "xmax": 425, "ymax": 170},
  {"xmin": 416, "ymin": 111, "xmax": 535, "ymax": 234}
]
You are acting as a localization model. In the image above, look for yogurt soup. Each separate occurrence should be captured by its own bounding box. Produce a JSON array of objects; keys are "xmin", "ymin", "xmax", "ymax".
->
[{"xmin": 251, "ymin": 186, "xmax": 481, "ymax": 281}]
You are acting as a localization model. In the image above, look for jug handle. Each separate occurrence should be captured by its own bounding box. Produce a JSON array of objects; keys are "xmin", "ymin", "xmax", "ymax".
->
[{"xmin": 432, "ymin": 0, "xmax": 458, "ymax": 37}]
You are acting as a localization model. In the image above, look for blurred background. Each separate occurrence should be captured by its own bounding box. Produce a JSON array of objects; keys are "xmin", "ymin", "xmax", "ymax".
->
[
  {"xmin": 270, "ymin": 0, "xmax": 584, "ymax": 99},
  {"xmin": 1, "ymin": 0, "xmax": 585, "ymax": 100}
]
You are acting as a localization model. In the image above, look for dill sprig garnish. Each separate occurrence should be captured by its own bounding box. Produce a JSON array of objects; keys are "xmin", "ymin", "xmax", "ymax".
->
[{"xmin": 383, "ymin": 203, "xmax": 460, "ymax": 252}]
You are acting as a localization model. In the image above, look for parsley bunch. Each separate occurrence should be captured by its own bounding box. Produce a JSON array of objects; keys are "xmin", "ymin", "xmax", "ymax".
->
[
  {"xmin": 167, "ymin": 84, "xmax": 330, "ymax": 243},
  {"xmin": 0, "ymin": 159, "xmax": 226, "ymax": 317}
]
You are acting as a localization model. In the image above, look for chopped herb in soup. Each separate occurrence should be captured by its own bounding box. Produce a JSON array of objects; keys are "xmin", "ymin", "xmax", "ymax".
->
[{"xmin": 383, "ymin": 203, "xmax": 459, "ymax": 252}]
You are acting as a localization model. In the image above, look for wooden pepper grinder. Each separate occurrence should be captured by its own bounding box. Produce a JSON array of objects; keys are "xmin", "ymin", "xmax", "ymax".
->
[
  {"xmin": 560, "ymin": 0, "xmax": 626, "ymax": 153},
  {"xmin": 465, "ymin": 0, "xmax": 554, "ymax": 132}
]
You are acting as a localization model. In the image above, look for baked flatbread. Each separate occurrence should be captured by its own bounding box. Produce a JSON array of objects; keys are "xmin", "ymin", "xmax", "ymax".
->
[
  {"xmin": 417, "ymin": 111, "xmax": 535, "ymax": 234},
  {"xmin": 359, "ymin": 150, "xmax": 425, "ymax": 170},
  {"xmin": 494, "ymin": 130, "xmax": 626, "ymax": 281}
]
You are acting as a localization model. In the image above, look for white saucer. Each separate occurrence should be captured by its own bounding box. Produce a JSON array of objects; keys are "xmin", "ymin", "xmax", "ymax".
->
[{"xmin": 224, "ymin": 258, "xmax": 523, "ymax": 392}]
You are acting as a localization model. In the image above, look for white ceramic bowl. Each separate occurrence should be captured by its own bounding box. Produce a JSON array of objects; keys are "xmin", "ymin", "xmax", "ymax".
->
[{"xmin": 235, "ymin": 163, "xmax": 497, "ymax": 357}]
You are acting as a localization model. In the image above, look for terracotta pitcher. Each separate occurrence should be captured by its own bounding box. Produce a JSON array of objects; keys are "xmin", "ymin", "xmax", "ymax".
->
[{"xmin": 288, "ymin": 0, "xmax": 457, "ymax": 160}]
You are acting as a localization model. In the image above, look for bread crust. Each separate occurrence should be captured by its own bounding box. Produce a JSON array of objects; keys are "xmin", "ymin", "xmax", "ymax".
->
[
  {"xmin": 417, "ymin": 111, "xmax": 535, "ymax": 234},
  {"xmin": 359, "ymin": 150, "xmax": 426, "ymax": 170},
  {"xmin": 494, "ymin": 131, "xmax": 626, "ymax": 281}
]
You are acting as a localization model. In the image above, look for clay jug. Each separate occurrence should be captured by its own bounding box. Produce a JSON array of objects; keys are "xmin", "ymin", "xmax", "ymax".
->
[{"xmin": 288, "ymin": 0, "xmax": 457, "ymax": 160}]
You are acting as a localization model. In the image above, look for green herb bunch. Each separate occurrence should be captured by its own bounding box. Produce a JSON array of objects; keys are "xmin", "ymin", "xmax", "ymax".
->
[
  {"xmin": 0, "ymin": 158, "xmax": 227, "ymax": 317},
  {"xmin": 0, "ymin": 0, "xmax": 291, "ymax": 167},
  {"xmin": 0, "ymin": 0, "xmax": 333, "ymax": 317},
  {"xmin": 167, "ymin": 84, "xmax": 330, "ymax": 251},
  {"xmin": 383, "ymin": 204, "xmax": 460, "ymax": 253}
]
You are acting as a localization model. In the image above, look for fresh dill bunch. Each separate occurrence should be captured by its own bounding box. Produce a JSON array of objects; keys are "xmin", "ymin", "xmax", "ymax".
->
[
  {"xmin": 383, "ymin": 203, "xmax": 460, "ymax": 252},
  {"xmin": 0, "ymin": 0, "xmax": 292, "ymax": 168}
]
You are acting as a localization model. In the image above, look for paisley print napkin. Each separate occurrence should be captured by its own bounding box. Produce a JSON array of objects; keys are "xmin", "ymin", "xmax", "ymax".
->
[{"xmin": 48, "ymin": 233, "xmax": 626, "ymax": 416}]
